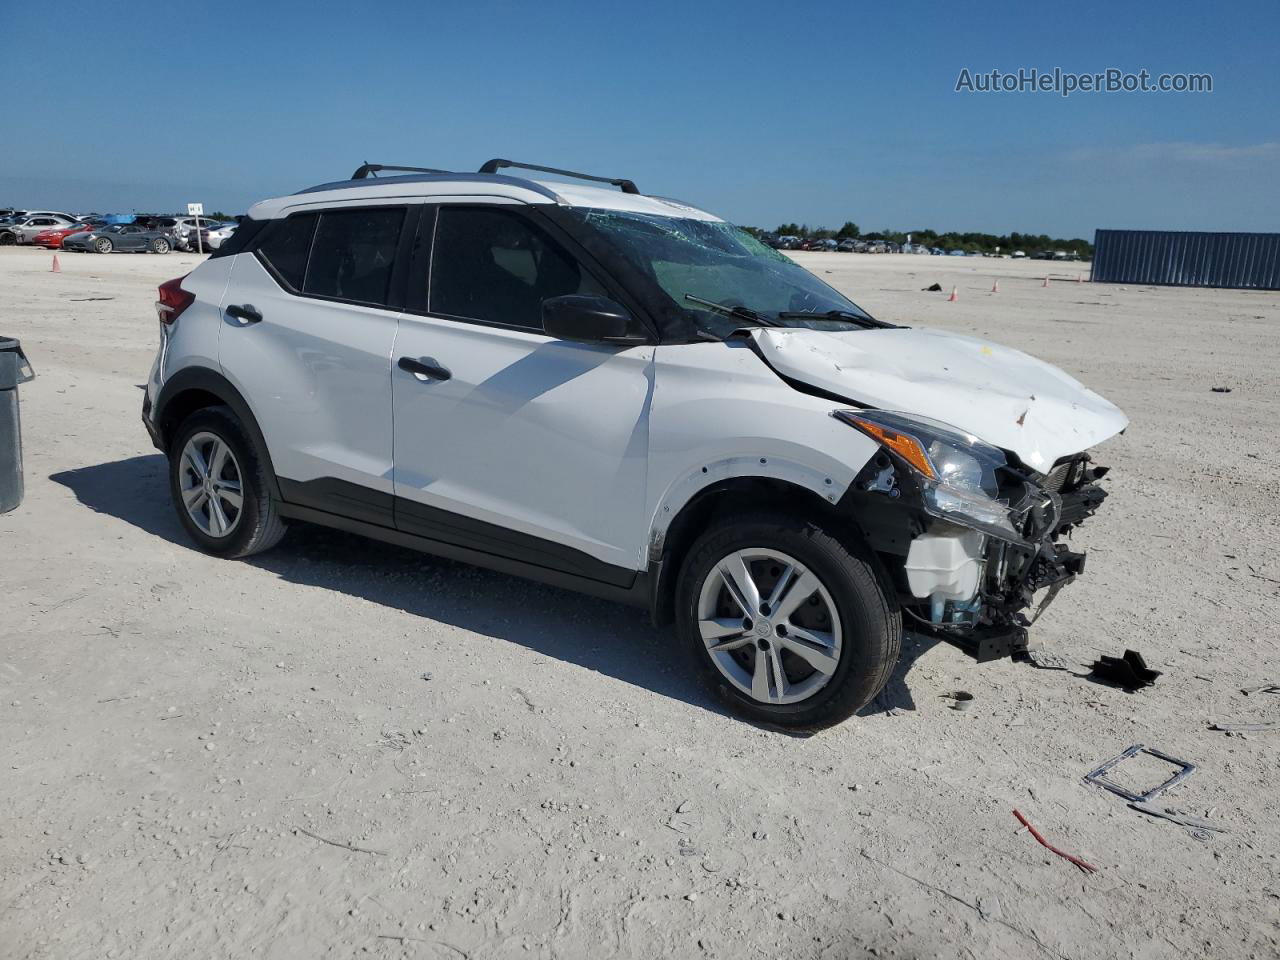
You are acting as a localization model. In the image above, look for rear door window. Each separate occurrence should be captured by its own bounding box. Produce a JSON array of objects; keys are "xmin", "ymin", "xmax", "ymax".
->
[
  {"xmin": 303, "ymin": 207, "xmax": 405, "ymax": 306},
  {"xmin": 256, "ymin": 212, "xmax": 318, "ymax": 291},
  {"xmin": 428, "ymin": 206, "xmax": 603, "ymax": 331}
]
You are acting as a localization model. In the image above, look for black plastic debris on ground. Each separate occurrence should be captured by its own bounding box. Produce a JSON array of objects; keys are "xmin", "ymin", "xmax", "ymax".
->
[
  {"xmin": 922, "ymin": 282, "xmax": 943, "ymax": 292},
  {"xmin": 1090, "ymin": 649, "xmax": 1160, "ymax": 691},
  {"xmin": 1211, "ymin": 386, "xmax": 1232, "ymax": 393}
]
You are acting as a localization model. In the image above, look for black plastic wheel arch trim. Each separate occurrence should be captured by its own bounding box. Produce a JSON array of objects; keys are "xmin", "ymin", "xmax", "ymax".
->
[{"xmin": 150, "ymin": 366, "xmax": 282, "ymax": 500}]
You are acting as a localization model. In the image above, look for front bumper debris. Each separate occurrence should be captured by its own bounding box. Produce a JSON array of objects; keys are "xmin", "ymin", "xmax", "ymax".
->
[{"xmin": 846, "ymin": 451, "xmax": 1112, "ymax": 662}]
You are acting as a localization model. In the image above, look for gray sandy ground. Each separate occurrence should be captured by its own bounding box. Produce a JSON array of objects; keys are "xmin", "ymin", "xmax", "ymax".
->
[{"xmin": 1, "ymin": 245, "xmax": 1277, "ymax": 958}]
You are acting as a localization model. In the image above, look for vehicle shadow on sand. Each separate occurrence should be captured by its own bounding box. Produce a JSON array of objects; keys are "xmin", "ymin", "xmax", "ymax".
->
[{"xmin": 52, "ymin": 454, "xmax": 933, "ymax": 724}]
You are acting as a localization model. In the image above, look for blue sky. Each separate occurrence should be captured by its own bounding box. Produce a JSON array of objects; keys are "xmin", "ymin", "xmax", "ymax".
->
[{"xmin": 3, "ymin": 0, "xmax": 1276, "ymax": 238}]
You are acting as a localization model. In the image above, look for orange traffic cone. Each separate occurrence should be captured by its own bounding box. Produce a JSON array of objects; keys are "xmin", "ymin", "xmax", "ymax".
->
[
  {"xmin": 51, "ymin": 254, "xmax": 61, "ymax": 273},
  {"xmin": 991, "ymin": 280, "xmax": 999, "ymax": 294},
  {"xmin": 1042, "ymin": 275, "xmax": 1049, "ymax": 288},
  {"xmin": 947, "ymin": 286, "xmax": 958, "ymax": 302}
]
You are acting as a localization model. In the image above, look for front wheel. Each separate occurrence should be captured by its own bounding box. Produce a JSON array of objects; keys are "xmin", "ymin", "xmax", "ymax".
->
[
  {"xmin": 676, "ymin": 513, "xmax": 901, "ymax": 728},
  {"xmin": 95, "ymin": 238, "xmax": 113, "ymax": 254}
]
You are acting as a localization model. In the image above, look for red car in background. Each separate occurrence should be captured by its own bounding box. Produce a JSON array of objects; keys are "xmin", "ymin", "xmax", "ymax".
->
[{"xmin": 33, "ymin": 223, "xmax": 94, "ymax": 249}]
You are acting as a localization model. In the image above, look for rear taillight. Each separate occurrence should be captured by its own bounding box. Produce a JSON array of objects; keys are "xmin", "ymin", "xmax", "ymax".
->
[{"xmin": 157, "ymin": 275, "xmax": 195, "ymax": 324}]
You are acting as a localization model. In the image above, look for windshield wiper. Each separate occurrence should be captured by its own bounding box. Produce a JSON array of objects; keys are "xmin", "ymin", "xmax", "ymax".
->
[
  {"xmin": 684, "ymin": 294, "xmax": 780, "ymax": 326},
  {"xmin": 775, "ymin": 309, "xmax": 899, "ymax": 330}
]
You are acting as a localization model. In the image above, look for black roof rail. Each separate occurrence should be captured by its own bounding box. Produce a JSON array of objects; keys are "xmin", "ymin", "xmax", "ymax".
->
[
  {"xmin": 477, "ymin": 159, "xmax": 639, "ymax": 195},
  {"xmin": 351, "ymin": 163, "xmax": 450, "ymax": 180}
]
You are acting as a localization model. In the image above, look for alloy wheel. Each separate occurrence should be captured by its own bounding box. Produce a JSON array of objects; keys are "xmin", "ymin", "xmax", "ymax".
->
[
  {"xmin": 696, "ymin": 548, "xmax": 843, "ymax": 705},
  {"xmin": 178, "ymin": 431, "xmax": 244, "ymax": 538}
]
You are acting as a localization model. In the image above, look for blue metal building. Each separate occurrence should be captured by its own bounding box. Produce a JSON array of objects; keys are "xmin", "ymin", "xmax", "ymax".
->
[{"xmin": 1092, "ymin": 230, "xmax": 1280, "ymax": 290}]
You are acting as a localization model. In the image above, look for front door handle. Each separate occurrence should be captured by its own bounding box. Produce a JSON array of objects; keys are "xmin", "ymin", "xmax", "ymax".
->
[
  {"xmin": 226, "ymin": 303, "xmax": 263, "ymax": 324},
  {"xmin": 398, "ymin": 356, "xmax": 452, "ymax": 381}
]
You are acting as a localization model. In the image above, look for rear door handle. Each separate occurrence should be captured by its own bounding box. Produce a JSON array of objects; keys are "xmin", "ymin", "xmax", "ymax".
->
[
  {"xmin": 398, "ymin": 356, "xmax": 451, "ymax": 381},
  {"xmin": 226, "ymin": 303, "xmax": 263, "ymax": 324}
]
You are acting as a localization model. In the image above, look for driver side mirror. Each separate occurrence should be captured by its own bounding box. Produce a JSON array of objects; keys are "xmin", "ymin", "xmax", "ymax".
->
[{"xmin": 542, "ymin": 295, "xmax": 648, "ymax": 346}]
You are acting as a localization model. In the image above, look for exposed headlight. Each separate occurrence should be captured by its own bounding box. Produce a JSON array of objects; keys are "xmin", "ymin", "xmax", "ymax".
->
[{"xmin": 834, "ymin": 409, "xmax": 1020, "ymax": 540}]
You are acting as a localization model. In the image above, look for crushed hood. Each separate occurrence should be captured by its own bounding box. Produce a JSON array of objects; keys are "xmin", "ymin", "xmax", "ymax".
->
[{"xmin": 753, "ymin": 327, "xmax": 1128, "ymax": 470}]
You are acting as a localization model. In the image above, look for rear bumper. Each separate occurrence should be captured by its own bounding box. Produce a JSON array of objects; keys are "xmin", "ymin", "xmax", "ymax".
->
[{"xmin": 141, "ymin": 393, "xmax": 163, "ymax": 451}]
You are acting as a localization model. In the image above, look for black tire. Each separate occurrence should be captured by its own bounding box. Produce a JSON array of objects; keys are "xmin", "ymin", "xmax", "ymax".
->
[
  {"xmin": 151, "ymin": 237, "xmax": 170, "ymax": 254},
  {"xmin": 675, "ymin": 512, "xmax": 901, "ymax": 729},
  {"xmin": 95, "ymin": 237, "xmax": 112, "ymax": 254},
  {"xmin": 168, "ymin": 405, "xmax": 287, "ymax": 558}
]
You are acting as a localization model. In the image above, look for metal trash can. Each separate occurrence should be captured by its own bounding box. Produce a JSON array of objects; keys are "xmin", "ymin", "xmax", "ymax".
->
[{"xmin": 0, "ymin": 337, "xmax": 35, "ymax": 514}]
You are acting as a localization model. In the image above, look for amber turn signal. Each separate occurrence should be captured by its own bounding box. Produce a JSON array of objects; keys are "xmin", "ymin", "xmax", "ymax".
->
[{"xmin": 835, "ymin": 412, "xmax": 938, "ymax": 480}]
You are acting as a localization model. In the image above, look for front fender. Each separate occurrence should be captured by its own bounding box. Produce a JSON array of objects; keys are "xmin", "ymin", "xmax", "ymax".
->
[{"xmin": 645, "ymin": 341, "xmax": 883, "ymax": 562}]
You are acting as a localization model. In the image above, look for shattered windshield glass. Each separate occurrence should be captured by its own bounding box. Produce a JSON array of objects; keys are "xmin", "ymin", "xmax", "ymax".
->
[{"xmin": 563, "ymin": 209, "xmax": 877, "ymax": 337}]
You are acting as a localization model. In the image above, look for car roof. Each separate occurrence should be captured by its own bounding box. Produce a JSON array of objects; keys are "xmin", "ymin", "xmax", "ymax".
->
[{"xmin": 248, "ymin": 173, "xmax": 723, "ymax": 223}]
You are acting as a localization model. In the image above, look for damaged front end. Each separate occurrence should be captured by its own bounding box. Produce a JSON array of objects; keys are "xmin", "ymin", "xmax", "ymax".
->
[{"xmin": 834, "ymin": 410, "xmax": 1114, "ymax": 661}]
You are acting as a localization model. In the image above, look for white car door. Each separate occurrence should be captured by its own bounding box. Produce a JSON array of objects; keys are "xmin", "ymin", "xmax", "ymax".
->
[
  {"xmin": 390, "ymin": 203, "xmax": 655, "ymax": 581},
  {"xmin": 218, "ymin": 203, "xmax": 415, "ymax": 524}
]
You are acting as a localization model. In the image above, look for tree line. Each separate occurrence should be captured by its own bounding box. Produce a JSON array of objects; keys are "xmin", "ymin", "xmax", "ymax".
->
[{"xmin": 749, "ymin": 221, "xmax": 1093, "ymax": 256}]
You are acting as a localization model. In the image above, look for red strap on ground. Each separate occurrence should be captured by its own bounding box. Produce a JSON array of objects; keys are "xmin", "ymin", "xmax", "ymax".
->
[{"xmin": 1012, "ymin": 808, "xmax": 1098, "ymax": 875}]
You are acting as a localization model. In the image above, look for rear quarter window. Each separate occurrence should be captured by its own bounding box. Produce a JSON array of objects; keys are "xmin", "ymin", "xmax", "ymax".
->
[{"xmin": 255, "ymin": 213, "xmax": 319, "ymax": 290}]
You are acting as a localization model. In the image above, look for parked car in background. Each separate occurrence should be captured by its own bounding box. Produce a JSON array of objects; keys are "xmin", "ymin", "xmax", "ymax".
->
[
  {"xmin": 837, "ymin": 238, "xmax": 858, "ymax": 252},
  {"xmin": 1011, "ymin": 250, "xmax": 1027, "ymax": 259},
  {"xmin": 199, "ymin": 222, "xmax": 239, "ymax": 250},
  {"xmin": 2, "ymin": 214, "xmax": 83, "ymax": 245},
  {"xmin": 63, "ymin": 223, "xmax": 174, "ymax": 254},
  {"xmin": 810, "ymin": 238, "xmax": 838, "ymax": 252},
  {"xmin": 33, "ymin": 222, "xmax": 95, "ymax": 249},
  {"xmin": 138, "ymin": 217, "xmax": 200, "ymax": 250},
  {"xmin": 136, "ymin": 218, "xmax": 195, "ymax": 249},
  {"xmin": 174, "ymin": 217, "xmax": 211, "ymax": 250}
]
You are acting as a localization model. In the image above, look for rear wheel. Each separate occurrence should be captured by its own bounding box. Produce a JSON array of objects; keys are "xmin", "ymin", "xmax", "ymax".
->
[
  {"xmin": 95, "ymin": 237, "xmax": 113, "ymax": 254},
  {"xmin": 676, "ymin": 513, "xmax": 901, "ymax": 728},
  {"xmin": 151, "ymin": 237, "xmax": 171, "ymax": 254},
  {"xmin": 168, "ymin": 406, "xmax": 286, "ymax": 558}
]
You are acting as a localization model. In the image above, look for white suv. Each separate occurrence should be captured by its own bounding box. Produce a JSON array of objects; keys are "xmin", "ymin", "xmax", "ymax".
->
[{"xmin": 143, "ymin": 159, "xmax": 1127, "ymax": 727}]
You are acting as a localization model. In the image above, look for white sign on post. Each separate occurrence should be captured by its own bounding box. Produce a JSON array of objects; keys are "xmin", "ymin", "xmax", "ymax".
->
[{"xmin": 187, "ymin": 203, "xmax": 204, "ymax": 254}]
